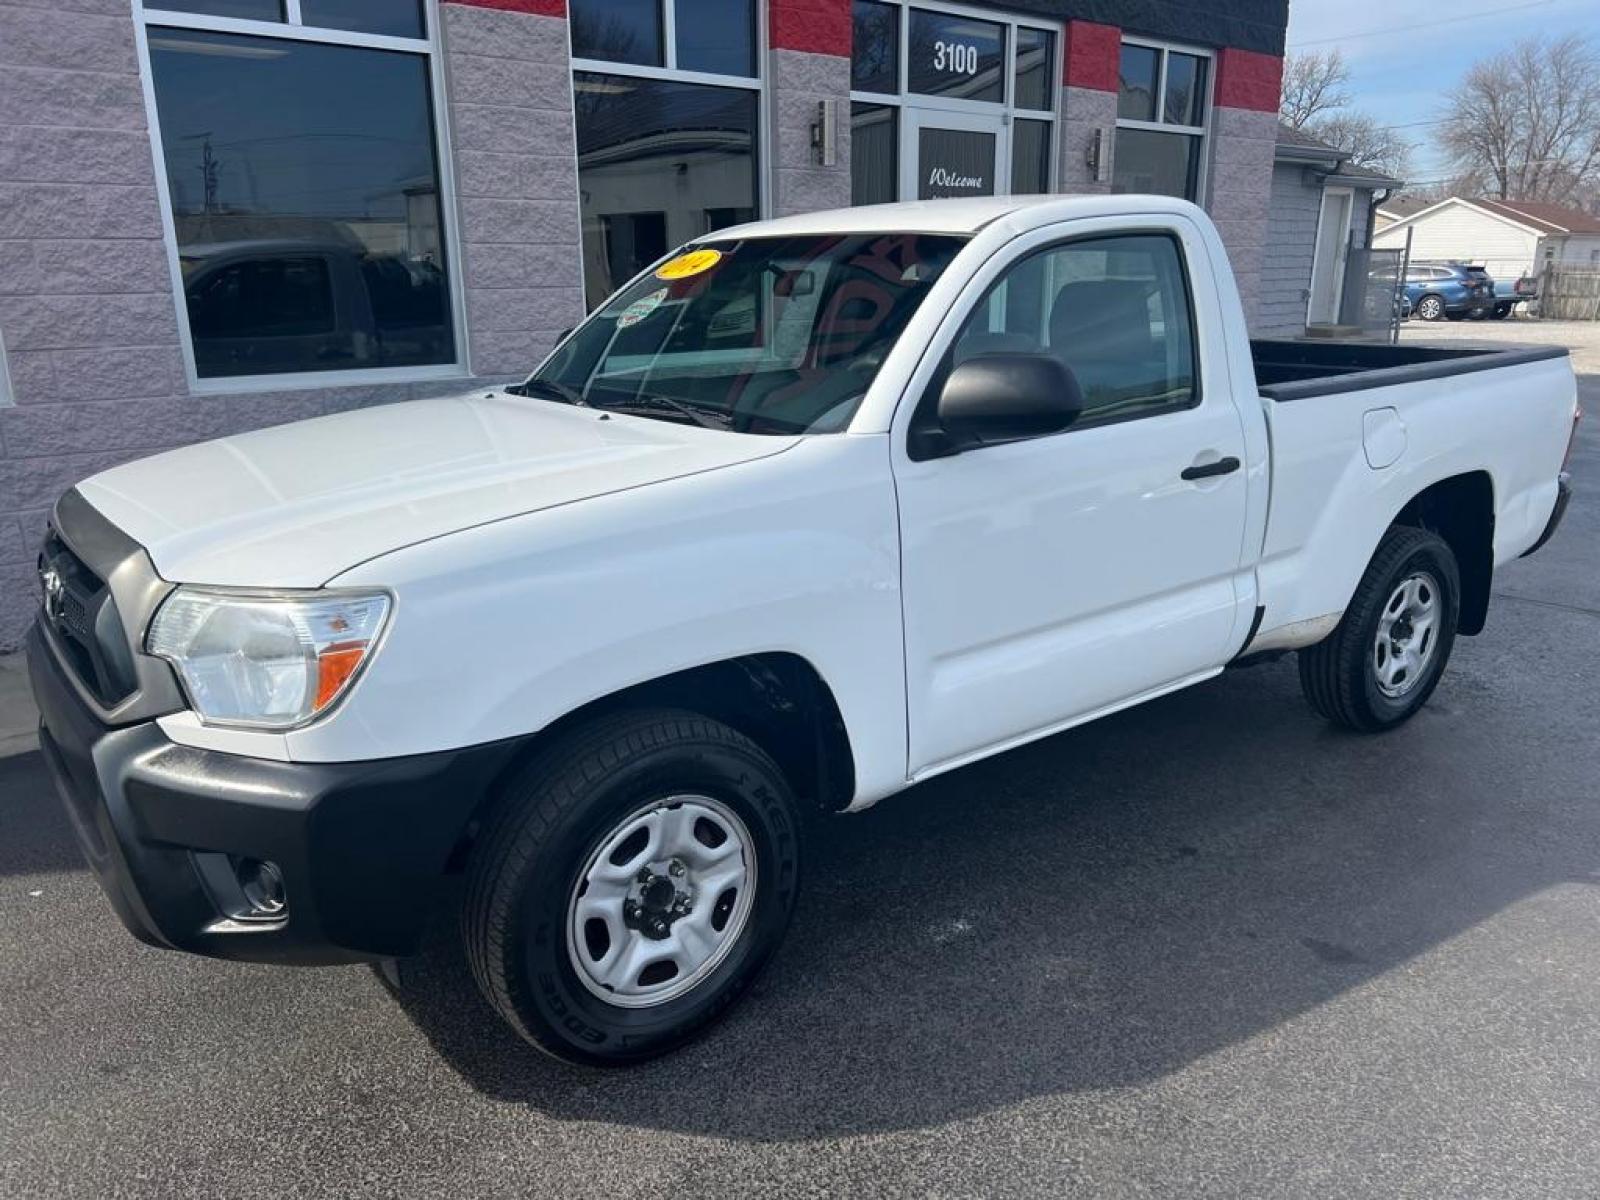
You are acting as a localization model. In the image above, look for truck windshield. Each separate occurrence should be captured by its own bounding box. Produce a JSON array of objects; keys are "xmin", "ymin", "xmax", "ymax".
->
[{"xmin": 519, "ymin": 233, "xmax": 967, "ymax": 434}]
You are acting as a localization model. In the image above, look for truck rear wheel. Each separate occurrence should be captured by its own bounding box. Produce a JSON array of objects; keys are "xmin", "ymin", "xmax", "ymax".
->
[
  {"xmin": 462, "ymin": 709, "xmax": 801, "ymax": 1065},
  {"xmin": 1298, "ymin": 526, "xmax": 1461, "ymax": 732}
]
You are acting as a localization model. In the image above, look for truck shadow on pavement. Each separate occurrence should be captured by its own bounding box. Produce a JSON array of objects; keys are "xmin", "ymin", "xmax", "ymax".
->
[{"xmin": 382, "ymin": 638, "xmax": 1598, "ymax": 1140}]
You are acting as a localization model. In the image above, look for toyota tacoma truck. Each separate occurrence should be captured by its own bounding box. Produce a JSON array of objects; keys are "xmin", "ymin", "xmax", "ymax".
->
[{"xmin": 27, "ymin": 196, "xmax": 1579, "ymax": 1065}]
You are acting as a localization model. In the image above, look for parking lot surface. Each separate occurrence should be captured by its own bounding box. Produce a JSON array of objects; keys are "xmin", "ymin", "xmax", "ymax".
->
[
  {"xmin": 1, "ymin": 379, "xmax": 1595, "ymax": 1200},
  {"xmin": 1402, "ymin": 317, "xmax": 1600, "ymax": 374}
]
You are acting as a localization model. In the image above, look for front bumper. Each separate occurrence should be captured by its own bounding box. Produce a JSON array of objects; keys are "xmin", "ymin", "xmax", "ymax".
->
[
  {"xmin": 28, "ymin": 621, "xmax": 518, "ymax": 965},
  {"xmin": 1521, "ymin": 473, "xmax": 1573, "ymax": 559}
]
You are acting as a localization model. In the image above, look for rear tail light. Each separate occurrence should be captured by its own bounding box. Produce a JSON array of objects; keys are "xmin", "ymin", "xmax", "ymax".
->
[{"xmin": 1562, "ymin": 407, "xmax": 1582, "ymax": 472}]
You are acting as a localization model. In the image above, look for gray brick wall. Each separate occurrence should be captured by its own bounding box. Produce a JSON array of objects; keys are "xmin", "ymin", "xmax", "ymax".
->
[
  {"xmin": 442, "ymin": 1, "xmax": 584, "ymax": 376},
  {"xmin": 769, "ymin": 49, "xmax": 851, "ymax": 217},
  {"xmin": 1205, "ymin": 105, "xmax": 1277, "ymax": 326},
  {"xmin": 0, "ymin": 0, "xmax": 585, "ymax": 650},
  {"xmin": 1057, "ymin": 86, "xmax": 1115, "ymax": 194}
]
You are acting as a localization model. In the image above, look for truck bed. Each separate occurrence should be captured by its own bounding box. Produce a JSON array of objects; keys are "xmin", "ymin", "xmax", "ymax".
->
[{"xmin": 1252, "ymin": 338, "xmax": 1569, "ymax": 401}]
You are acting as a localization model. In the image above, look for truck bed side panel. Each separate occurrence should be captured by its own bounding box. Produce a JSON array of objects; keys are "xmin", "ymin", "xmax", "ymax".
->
[{"xmin": 1254, "ymin": 353, "xmax": 1577, "ymax": 646}]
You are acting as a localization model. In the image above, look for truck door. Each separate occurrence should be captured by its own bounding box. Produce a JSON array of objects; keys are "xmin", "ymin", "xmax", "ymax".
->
[{"xmin": 892, "ymin": 218, "xmax": 1254, "ymax": 777}]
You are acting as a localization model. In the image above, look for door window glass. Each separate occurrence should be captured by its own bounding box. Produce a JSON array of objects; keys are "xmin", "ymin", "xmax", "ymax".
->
[
  {"xmin": 907, "ymin": 10, "xmax": 1005, "ymax": 104},
  {"xmin": 917, "ymin": 126, "xmax": 996, "ymax": 199},
  {"xmin": 949, "ymin": 234, "xmax": 1198, "ymax": 426}
]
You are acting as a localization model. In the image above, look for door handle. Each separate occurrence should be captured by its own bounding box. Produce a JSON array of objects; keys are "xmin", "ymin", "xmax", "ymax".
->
[{"xmin": 1181, "ymin": 456, "xmax": 1241, "ymax": 481}]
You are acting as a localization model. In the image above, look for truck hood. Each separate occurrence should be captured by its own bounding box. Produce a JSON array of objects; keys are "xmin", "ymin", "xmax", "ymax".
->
[{"xmin": 76, "ymin": 391, "xmax": 797, "ymax": 587}]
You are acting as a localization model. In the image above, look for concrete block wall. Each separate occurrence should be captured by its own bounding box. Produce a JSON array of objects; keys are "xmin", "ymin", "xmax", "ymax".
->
[
  {"xmin": 1205, "ymin": 48, "xmax": 1283, "ymax": 326},
  {"xmin": 0, "ymin": 0, "xmax": 583, "ymax": 650},
  {"xmin": 768, "ymin": 0, "xmax": 852, "ymax": 215},
  {"xmin": 1057, "ymin": 21, "xmax": 1118, "ymax": 194},
  {"xmin": 441, "ymin": 0, "xmax": 585, "ymax": 375}
]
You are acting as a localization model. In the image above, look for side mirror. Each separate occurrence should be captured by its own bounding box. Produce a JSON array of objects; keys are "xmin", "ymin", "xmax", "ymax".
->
[{"xmin": 931, "ymin": 353, "xmax": 1084, "ymax": 455}]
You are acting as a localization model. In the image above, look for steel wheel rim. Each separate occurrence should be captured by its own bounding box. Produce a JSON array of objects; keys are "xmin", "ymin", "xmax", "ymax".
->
[
  {"xmin": 1419, "ymin": 296, "xmax": 1442, "ymax": 319},
  {"xmin": 1373, "ymin": 570, "xmax": 1441, "ymax": 698},
  {"xmin": 566, "ymin": 795, "xmax": 757, "ymax": 1009}
]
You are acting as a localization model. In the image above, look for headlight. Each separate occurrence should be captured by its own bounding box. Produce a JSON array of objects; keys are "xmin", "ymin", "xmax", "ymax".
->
[{"xmin": 147, "ymin": 588, "xmax": 391, "ymax": 730}]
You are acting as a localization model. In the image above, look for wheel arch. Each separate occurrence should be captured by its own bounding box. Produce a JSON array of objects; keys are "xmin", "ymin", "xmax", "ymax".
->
[
  {"xmin": 448, "ymin": 653, "xmax": 859, "ymax": 869},
  {"xmin": 1390, "ymin": 469, "xmax": 1495, "ymax": 635}
]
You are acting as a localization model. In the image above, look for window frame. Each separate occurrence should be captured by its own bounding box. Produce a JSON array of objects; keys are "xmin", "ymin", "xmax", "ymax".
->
[
  {"xmin": 132, "ymin": 0, "xmax": 469, "ymax": 394},
  {"xmin": 847, "ymin": 0, "xmax": 1061, "ymax": 200},
  {"xmin": 1113, "ymin": 36, "xmax": 1214, "ymax": 204},
  {"xmin": 906, "ymin": 226, "xmax": 1204, "ymax": 458}
]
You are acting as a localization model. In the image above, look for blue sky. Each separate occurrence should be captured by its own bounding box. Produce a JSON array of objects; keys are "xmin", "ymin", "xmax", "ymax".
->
[{"xmin": 1284, "ymin": 0, "xmax": 1600, "ymax": 186}]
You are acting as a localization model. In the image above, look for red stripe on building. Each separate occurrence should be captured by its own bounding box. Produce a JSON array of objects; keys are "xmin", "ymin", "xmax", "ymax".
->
[
  {"xmin": 769, "ymin": 0, "xmax": 851, "ymax": 56},
  {"xmin": 444, "ymin": 0, "xmax": 567, "ymax": 17},
  {"xmin": 1062, "ymin": 20, "xmax": 1120, "ymax": 92},
  {"xmin": 1213, "ymin": 46, "xmax": 1283, "ymax": 111}
]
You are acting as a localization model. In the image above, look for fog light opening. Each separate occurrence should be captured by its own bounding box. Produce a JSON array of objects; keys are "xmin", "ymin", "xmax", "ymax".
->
[{"xmin": 235, "ymin": 857, "xmax": 287, "ymax": 919}]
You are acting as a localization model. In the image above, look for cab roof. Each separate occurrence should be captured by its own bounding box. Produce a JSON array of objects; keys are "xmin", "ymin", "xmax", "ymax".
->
[{"xmin": 708, "ymin": 194, "xmax": 1205, "ymax": 239}]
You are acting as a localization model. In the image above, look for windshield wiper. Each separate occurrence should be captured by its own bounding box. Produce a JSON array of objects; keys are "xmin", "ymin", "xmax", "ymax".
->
[
  {"xmin": 504, "ymin": 378, "xmax": 585, "ymax": 405},
  {"xmin": 590, "ymin": 393, "xmax": 732, "ymax": 430}
]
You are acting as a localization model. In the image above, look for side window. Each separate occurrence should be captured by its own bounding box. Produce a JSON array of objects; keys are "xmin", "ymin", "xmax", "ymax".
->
[{"xmin": 945, "ymin": 232, "xmax": 1198, "ymax": 427}]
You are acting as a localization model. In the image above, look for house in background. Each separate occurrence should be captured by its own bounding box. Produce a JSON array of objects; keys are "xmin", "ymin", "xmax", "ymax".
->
[
  {"xmin": 1256, "ymin": 124, "xmax": 1403, "ymax": 338},
  {"xmin": 1373, "ymin": 195, "xmax": 1429, "ymax": 233},
  {"xmin": 1372, "ymin": 197, "xmax": 1600, "ymax": 284}
]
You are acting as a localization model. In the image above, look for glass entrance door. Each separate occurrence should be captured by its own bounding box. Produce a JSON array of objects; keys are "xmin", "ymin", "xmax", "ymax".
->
[{"xmin": 902, "ymin": 107, "xmax": 1006, "ymax": 200}]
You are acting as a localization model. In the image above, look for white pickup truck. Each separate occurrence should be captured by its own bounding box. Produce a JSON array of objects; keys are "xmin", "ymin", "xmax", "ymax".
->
[{"xmin": 29, "ymin": 196, "xmax": 1579, "ymax": 1064}]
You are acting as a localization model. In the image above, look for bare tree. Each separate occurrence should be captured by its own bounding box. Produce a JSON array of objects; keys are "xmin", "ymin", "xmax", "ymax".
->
[
  {"xmin": 1310, "ymin": 113, "xmax": 1413, "ymax": 180},
  {"xmin": 1280, "ymin": 50, "xmax": 1351, "ymax": 129},
  {"xmin": 1439, "ymin": 34, "xmax": 1600, "ymax": 204}
]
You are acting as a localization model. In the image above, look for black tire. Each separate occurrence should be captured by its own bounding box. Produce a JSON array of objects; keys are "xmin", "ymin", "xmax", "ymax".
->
[
  {"xmin": 462, "ymin": 709, "xmax": 802, "ymax": 1066},
  {"xmin": 1416, "ymin": 294, "xmax": 1446, "ymax": 321},
  {"xmin": 1298, "ymin": 526, "xmax": 1461, "ymax": 732}
]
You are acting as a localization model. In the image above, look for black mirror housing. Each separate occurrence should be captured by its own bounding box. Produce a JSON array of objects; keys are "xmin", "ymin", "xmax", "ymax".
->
[{"xmin": 932, "ymin": 353, "xmax": 1085, "ymax": 454}]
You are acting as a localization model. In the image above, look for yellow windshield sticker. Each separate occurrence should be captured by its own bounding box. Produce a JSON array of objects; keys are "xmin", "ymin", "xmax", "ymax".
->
[{"xmin": 655, "ymin": 248, "xmax": 723, "ymax": 280}]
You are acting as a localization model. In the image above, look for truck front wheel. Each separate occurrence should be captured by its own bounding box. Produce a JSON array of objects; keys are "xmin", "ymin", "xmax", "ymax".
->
[
  {"xmin": 1298, "ymin": 526, "xmax": 1461, "ymax": 732},
  {"xmin": 462, "ymin": 709, "xmax": 801, "ymax": 1065}
]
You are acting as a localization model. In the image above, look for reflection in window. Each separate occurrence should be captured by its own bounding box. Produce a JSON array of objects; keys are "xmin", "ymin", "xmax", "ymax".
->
[
  {"xmin": 1011, "ymin": 118, "xmax": 1051, "ymax": 194},
  {"xmin": 907, "ymin": 10, "xmax": 1005, "ymax": 105},
  {"xmin": 574, "ymin": 73, "xmax": 757, "ymax": 307},
  {"xmin": 1111, "ymin": 127, "xmax": 1200, "ymax": 200},
  {"xmin": 148, "ymin": 28, "xmax": 455, "ymax": 379},
  {"xmin": 1014, "ymin": 27, "xmax": 1054, "ymax": 111},
  {"xmin": 1163, "ymin": 52, "xmax": 1206, "ymax": 125},
  {"xmin": 676, "ymin": 0, "xmax": 755, "ymax": 76},
  {"xmin": 570, "ymin": 0, "xmax": 663, "ymax": 66},
  {"xmin": 151, "ymin": 0, "xmax": 283, "ymax": 19},
  {"xmin": 301, "ymin": 0, "xmax": 423, "ymax": 38},
  {"xmin": 851, "ymin": 0, "xmax": 900, "ymax": 94},
  {"xmin": 851, "ymin": 103, "xmax": 898, "ymax": 205},
  {"xmin": 1117, "ymin": 44, "xmax": 1158, "ymax": 120}
]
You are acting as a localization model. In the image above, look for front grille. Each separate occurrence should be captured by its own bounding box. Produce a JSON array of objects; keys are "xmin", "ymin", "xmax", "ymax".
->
[{"xmin": 39, "ymin": 531, "xmax": 138, "ymax": 708}]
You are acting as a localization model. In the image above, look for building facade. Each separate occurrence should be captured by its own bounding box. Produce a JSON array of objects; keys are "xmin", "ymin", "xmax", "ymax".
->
[{"xmin": 0, "ymin": 0, "xmax": 1288, "ymax": 647}]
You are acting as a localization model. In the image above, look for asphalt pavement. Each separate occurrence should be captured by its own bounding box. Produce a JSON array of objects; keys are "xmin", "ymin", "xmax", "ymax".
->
[{"xmin": 1, "ymin": 379, "xmax": 1596, "ymax": 1200}]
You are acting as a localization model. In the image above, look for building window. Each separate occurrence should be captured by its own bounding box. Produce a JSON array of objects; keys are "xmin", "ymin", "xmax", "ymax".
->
[
  {"xmin": 1113, "ymin": 39, "xmax": 1210, "ymax": 202},
  {"xmin": 848, "ymin": 1, "xmax": 1058, "ymax": 204},
  {"xmin": 137, "ymin": 4, "xmax": 460, "ymax": 386},
  {"xmin": 571, "ymin": 0, "xmax": 760, "ymax": 307}
]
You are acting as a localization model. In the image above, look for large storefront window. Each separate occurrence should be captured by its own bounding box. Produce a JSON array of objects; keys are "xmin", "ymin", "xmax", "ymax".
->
[
  {"xmin": 1113, "ymin": 39, "xmax": 1210, "ymax": 201},
  {"xmin": 140, "ymin": 7, "xmax": 458, "ymax": 385},
  {"xmin": 571, "ymin": 0, "xmax": 760, "ymax": 307},
  {"xmin": 848, "ymin": 1, "xmax": 1057, "ymax": 204}
]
